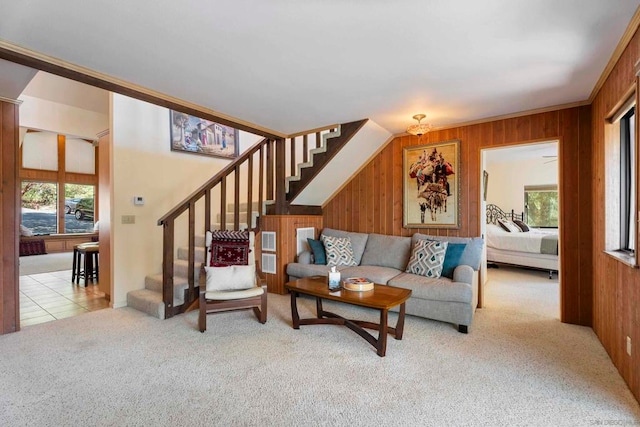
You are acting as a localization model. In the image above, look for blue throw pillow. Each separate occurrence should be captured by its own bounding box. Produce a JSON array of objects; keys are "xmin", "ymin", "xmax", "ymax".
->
[
  {"xmin": 307, "ymin": 238, "xmax": 326, "ymax": 265},
  {"xmin": 441, "ymin": 243, "xmax": 466, "ymax": 279}
]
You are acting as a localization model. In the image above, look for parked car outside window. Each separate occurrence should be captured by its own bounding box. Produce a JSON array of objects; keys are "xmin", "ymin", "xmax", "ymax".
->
[
  {"xmin": 74, "ymin": 198, "xmax": 94, "ymax": 220},
  {"xmin": 65, "ymin": 197, "xmax": 82, "ymax": 214}
]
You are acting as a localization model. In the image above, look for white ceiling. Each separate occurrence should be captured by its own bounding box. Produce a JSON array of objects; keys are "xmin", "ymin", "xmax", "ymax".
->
[{"xmin": 0, "ymin": 1, "xmax": 638, "ymax": 135}]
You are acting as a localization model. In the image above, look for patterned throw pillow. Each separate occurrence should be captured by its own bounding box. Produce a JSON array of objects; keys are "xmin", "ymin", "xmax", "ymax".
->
[
  {"xmin": 321, "ymin": 235, "xmax": 357, "ymax": 267},
  {"xmin": 405, "ymin": 240, "xmax": 448, "ymax": 278},
  {"xmin": 210, "ymin": 230, "xmax": 250, "ymax": 267},
  {"xmin": 513, "ymin": 219, "xmax": 530, "ymax": 232},
  {"xmin": 498, "ymin": 218, "xmax": 520, "ymax": 233}
]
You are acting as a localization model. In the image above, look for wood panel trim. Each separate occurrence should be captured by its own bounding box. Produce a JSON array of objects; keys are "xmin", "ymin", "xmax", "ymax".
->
[
  {"xmin": 1, "ymin": 101, "xmax": 20, "ymax": 334},
  {"xmin": 589, "ymin": 5, "xmax": 640, "ymax": 102}
]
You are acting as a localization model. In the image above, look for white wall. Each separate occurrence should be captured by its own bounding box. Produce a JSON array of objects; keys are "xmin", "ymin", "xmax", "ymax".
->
[
  {"xmin": 485, "ymin": 157, "xmax": 558, "ymax": 214},
  {"xmin": 110, "ymin": 94, "xmax": 261, "ymax": 307},
  {"xmin": 19, "ymin": 94, "xmax": 108, "ymax": 139}
]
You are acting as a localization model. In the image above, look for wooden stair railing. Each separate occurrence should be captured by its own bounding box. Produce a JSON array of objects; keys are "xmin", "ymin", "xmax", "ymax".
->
[
  {"xmin": 156, "ymin": 121, "xmax": 360, "ymax": 318},
  {"xmin": 158, "ymin": 137, "xmax": 276, "ymax": 318}
]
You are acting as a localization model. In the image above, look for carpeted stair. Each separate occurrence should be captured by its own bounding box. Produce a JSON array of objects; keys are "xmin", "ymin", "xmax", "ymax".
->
[{"xmin": 127, "ymin": 218, "xmax": 252, "ymax": 319}]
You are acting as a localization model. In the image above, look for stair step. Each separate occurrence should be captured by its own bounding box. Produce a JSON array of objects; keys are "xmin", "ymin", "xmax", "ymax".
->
[
  {"xmin": 226, "ymin": 201, "xmax": 261, "ymax": 212},
  {"xmin": 177, "ymin": 246, "xmax": 206, "ymax": 264},
  {"xmin": 210, "ymin": 222, "xmax": 249, "ymax": 231},
  {"xmin": 215, "ymin": 211, "xmax": 259, "ymax": 228},
  {"xmin": 145, "ymin": 273, "xmax": 192, "ymax": 301},
  {"xmin": 126, "ymin": 289, "xmax": 184, "ymax": 320}
]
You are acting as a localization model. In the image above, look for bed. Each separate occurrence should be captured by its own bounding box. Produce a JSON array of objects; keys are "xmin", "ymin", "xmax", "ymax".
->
[{"xmin": 485, "ymin": 204, "xmax": 558, "ymax": 278}]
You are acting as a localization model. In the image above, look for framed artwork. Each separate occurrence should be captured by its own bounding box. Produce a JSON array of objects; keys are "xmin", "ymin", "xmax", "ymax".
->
[
  {"xmin": 170, "ymin": 111, "xmax": 239, "ymax": 159},
  {"xmin": 403, "ymin": 139, "xmax": 461, "ymax": 229}
]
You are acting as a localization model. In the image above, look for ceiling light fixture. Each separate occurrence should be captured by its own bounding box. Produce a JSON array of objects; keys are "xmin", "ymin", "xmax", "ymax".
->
[{"xmin": 407, "ymin": 114, "xmax": 432, "ymax": 137}]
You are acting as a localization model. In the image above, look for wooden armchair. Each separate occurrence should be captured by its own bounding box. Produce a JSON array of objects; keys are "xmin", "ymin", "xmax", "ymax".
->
[{"xmin": 198, "ymin": 231, "xmax": 267, "ymax": 332}]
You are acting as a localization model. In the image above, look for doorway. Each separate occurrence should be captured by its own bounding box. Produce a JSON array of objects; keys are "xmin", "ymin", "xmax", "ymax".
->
[{"xmin": 480, "ymin": 141, "xmax": 561, "ymax": 318}]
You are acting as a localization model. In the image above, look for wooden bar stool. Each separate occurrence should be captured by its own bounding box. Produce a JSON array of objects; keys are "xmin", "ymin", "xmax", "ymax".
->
[{"xmin": 73, "ymin": 243, "xmax": 99, "ymax": 286}]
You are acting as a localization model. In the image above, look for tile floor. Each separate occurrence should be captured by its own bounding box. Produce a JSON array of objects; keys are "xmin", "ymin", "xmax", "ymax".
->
[{"xmin": 20, "ymin": 270, "xmax": 109, "ymax": 327}]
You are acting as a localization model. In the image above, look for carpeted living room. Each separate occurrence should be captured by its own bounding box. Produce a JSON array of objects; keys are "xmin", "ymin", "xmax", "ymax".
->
[
  {"xmin": 1, "ymin": 266, "xmax": 639, "ymax": 425},
  {"xmin": 3, "ymin": 2, "xmax": 640, "ymax": 426}
]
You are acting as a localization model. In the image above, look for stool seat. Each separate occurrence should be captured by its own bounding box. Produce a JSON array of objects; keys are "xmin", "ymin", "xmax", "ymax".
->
[{"xmin": 72, "ymin": 243, "xmax": 100, "ymax": 286}]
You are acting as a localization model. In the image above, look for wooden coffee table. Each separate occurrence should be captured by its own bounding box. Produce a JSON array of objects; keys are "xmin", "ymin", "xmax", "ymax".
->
[{"xmin": 284, "ymin": 276, "xmax": 412, "ymax": 357}]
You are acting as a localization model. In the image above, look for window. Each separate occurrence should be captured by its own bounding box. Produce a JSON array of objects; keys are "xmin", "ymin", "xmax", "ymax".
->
[
  {"xmin": 604, "ymin": 93, "xmax": 637, "ymax": 265},
  {"xmin": 524, "ymin": 185, "xmax": 558, "ymax": 228},
  {"xmin": 64, "ymin": 184, "xmax": 95, "ymax": 233},
  {"xmin": 19, "ymin": 131, "xmax": 98, "ymax": 236},
  {"xmin": 620, "ymin": 106, "xmax": 636, "ymax": 252},
  {"xmin": 21, "ymin": 181, "xmax": 58, "ymax": 235}
]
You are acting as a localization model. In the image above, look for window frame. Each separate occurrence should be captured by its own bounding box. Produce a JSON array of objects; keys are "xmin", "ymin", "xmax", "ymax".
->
[
  {"xmin": 524, "ymin": 184, "xmax": 559, "ymax": 228},
  {"xmin": 604, "ymin": 88, "xmax": 638, "ymax": 267}
]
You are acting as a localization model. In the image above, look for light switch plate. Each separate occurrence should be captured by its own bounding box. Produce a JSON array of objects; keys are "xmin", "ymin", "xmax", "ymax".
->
[{"xmin": 122, "ymin": 215, "xmax": 135, "ymax": 224}]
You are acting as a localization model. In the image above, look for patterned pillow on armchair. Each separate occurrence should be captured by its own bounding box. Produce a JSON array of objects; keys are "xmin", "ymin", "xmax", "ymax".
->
[{"xmin": 209, "ymin": 230, "xmax": 251, "ymax": 267}]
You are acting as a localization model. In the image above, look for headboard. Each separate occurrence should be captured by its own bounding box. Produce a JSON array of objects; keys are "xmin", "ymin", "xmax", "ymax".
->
[{"xmin": 486, "ymin": 203, "xmax": 524, "ymax": 225}]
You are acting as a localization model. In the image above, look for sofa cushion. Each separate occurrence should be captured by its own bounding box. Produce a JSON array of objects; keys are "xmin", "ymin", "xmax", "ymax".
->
[
  {"xmin": 321, "ymin": 228, "xmax": 369, "ymax": 265},
  {"xmin": 388, "ymin": 272, "xmax": 472, "ymax": 303},
  {"xmin": 339, "ymin": 266, "xmax": 403, "ymax": 285},
  {"xmin": 412, "ymin": 233, "xmax": 484, "ymax": 271},
  {"xmin": 287, "ymin": 263, "xmax": 349, "ymax": 279},
  {"xmin": 406, "ymin": 240, "xmax": 448, "ymax": 278},
  {"xmin": 321, "ymin": 235, "xmax": 358, "ymax": 267},
  {"xmin": 360, "ymin": 233, "xmax": 411, "ymax": 270},
  {"xmin": 307, "ymin": 238, "xmax": 326, "ymax": 265},
  {"xmin": 441, "ymin": 243, "xmax": 466, "ymax": 279}
]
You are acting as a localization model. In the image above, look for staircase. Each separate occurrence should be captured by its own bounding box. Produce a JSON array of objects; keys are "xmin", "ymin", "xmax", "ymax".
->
[{"xmin": 125, "ymin": 119, "xmax": 390, "ymax": 319}]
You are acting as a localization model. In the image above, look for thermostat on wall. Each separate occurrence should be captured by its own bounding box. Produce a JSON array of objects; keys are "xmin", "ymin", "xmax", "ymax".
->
[{"xmin": 133, "ymin": 196, "xmax": 144, "ymax": 206}]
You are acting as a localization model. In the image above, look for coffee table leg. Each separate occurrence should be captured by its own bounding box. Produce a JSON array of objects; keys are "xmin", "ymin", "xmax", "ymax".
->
[
  {"xmin": 377, "ymin": 309, "xmax": 388, "ymax": 357},
  {"xmin": 316, "ymin": 297, "xmax": 323, "ymax": 318},
  {"xmin": 395, "ymin": 302, "xmax": 406, "ymax": 340},
  {"xmin": 290, "ymin": 291, "xmax": 300, "ymax": 329}
]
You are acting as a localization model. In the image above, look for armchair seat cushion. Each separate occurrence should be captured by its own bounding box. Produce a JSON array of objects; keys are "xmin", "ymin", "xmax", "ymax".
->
[{"xmin": 204, "ymin": 286, "xmax": 264, "ymax": 300}]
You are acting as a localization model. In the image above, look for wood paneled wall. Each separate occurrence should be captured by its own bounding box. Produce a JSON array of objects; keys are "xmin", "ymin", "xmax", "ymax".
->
[
  {"xmin": 0, "ymin": 100, "xmax": 20, "ymax": 334},
  {"xmin": 591, "ymin": 28, "xmax": 640, "ymax": 402},
  {"xmin": 259, "ymin": 215, "xmax": 324, "ymax": 294},
  {"xmin": 324, "ymin": 107, "xmax": 593, "ymax": 328}
]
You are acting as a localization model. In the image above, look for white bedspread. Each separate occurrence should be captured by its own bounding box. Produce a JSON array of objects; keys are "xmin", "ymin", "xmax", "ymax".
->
[{"xmin": 486, "ymin": 224, "xmax": 558, "ymax": 254}]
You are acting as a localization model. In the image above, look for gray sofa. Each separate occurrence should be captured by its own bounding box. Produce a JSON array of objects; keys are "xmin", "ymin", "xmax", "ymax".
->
[{"xmin": 286, "ymin": 228, "xmax": 483, "ymax": 333}]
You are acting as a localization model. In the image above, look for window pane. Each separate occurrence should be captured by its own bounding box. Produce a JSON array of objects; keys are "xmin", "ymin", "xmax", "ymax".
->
[
  {"xmin": 64, "ymin": 184, "xmax": 95, "ymax": 233},
  {"xmin": 21, "ymin": 181, "xmax": 58, "ymax": 235},
  {"xmin": 525, "ymin": 190, "xmax": 558, "ymax": 227}
]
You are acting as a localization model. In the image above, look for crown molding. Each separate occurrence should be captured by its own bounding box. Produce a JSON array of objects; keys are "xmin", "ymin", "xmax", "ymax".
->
[
  {"xmin": 0, "ymin": 39, "xmax": 286, "ymax": 139},
  {"xmin": 589, "ymin": 5, "xmax": 640, "ymax": 102},
  {"xmin": 0, "ymin": 95, "xmax": 22, "ymax": 105}
]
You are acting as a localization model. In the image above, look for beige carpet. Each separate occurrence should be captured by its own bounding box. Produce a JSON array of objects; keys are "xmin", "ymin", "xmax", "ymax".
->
[
  {"xmin": 1, "ymin": 266, "xmax": 638, "ymax": 426},
  {"xmin": 19, "ymin": 252, "xmax": 74, "ymax": 276}
]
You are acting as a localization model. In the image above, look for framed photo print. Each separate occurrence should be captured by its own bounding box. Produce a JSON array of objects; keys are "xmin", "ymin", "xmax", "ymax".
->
[
  {"xmin": 403, "ymin": 139, "xmax": 461, "ymax": 229},
  {"xmin": 170, "ymin": 111, "xmax": 239, "ymax": 159}
]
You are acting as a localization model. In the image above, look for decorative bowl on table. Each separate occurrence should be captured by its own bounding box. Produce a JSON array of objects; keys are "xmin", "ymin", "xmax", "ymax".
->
[{"xmin": 342, "ymin": 277, "xmax": 374, "ymax": 292}]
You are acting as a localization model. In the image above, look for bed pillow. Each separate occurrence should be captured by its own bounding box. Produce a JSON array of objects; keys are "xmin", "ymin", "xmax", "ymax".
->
[
  {"xmin": 321, "ymin": 235, "xmax": 358, "ymax": 267},
  {"xmin": 441, "ymin": 243, "xmax": 467, "ymax": 279},
  {"xmin": 498, "ymin": 218, "xmax": 520, "ymax": 233},
  {"xmin": 513, "ymin": 219, "xmax": 530, "ymax": 232},
  {"xmin": 406, "ymin": 240, "xmax": 448, "ymax": 278},
  {"xmin": 307, "ymin": 238, "xmax": 327, "ymax": 265}
]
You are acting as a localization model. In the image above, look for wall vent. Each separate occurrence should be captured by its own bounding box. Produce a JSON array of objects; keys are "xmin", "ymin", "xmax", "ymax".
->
[
  {"xmin": 262, "ymin": 231, "xmax": 276, "ymax": 251},
  {"xmin": 262, "ymin": 253, "xmax": 277, "ymax": 274}
]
